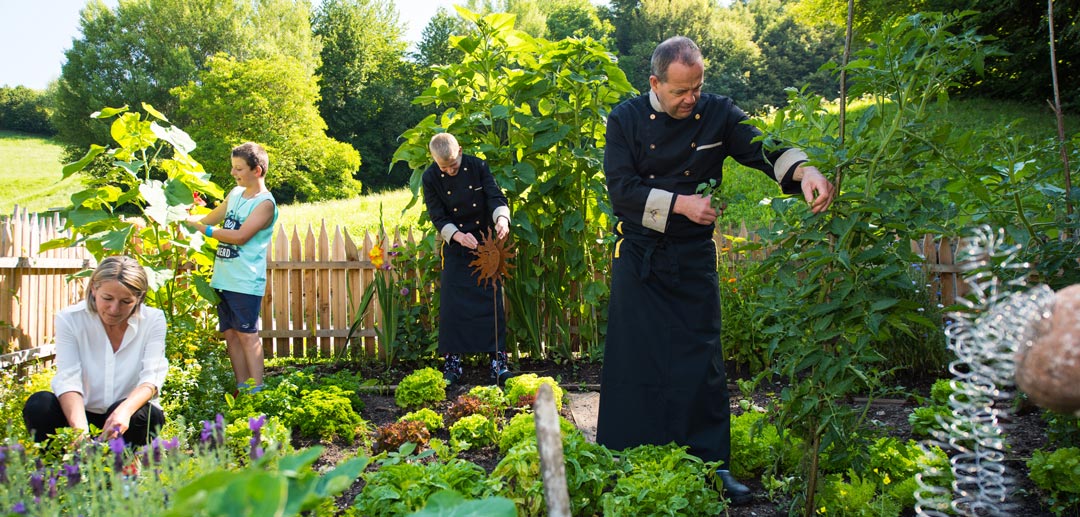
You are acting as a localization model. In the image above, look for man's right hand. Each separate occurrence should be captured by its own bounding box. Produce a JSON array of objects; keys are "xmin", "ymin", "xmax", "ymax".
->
[
  {"xmin": 674, "ymin": 194, "xmax": 718, "ymax": 225},
  {"xmin": 454, "ymin": 231, "xmax": 478, "ymax": 249}
]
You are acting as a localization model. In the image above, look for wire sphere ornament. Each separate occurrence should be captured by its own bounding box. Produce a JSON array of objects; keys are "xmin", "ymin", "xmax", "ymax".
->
[{"xmin": 914, "ymin": 226, "xmax": 1056, "ymax": 516}]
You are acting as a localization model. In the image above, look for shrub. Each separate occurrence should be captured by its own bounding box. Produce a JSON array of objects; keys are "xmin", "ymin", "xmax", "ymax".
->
[
  {"xmin": 446, "ymin": 394, "xmax": 497, "ymax": 426},
  {"xmin": 354, "ymin": 458, "xmax": 491, "ymax": 517},
  {"xmin": 468, "ymin": 385, "xmax": 509, "ymax": 411},
  {"xmin": 1028, "ymin": 447, "xmax": 1080, "ymax": 515},
  {"xmin": 449, "ymin": 414, "xmax": 497, "ymax": 451},
  {"xmin": 490, "ymin": 431, "xmax": 615, "ymax": 516},
  {"xmin": 287, "ymin": 386, "xmax": 369, "ymax": 444},
  {"xmin": 399, "ymin": 408, "xmax": 444, "ymax": 433},
  {"xmin": 0, "ymin": 85, "xmax": 55, "ymax": 135},
  {"xmin": 600, "ymin": 443, "xmax": 722, "ymax": 515},
  {"xmin": 375, "ymin": 420, "xmax": 431, "ymax": 453},
  {"xmin": 224, "ymin": 414, "xmax": 292, "ymax": 463},
  {"xmin": 497, "ymin": 412, "xmax": 580, "ymax": 454},
  {"xmin": 504, "ymin": 374, "xmax": 563, "ymax": 411},
  {"xmin": 395, "ymin": 367, "xmax": 447, "ymax": 409}
]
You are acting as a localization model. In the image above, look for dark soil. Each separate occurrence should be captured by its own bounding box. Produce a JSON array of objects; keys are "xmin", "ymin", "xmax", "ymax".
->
[{"xmin": 283, "ymin": 359, "xmax": 1056, "ymax": 516}]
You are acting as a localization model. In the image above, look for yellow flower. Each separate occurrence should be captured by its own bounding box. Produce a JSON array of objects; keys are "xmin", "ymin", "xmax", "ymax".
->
[
  {"xmin": 817, "ymin": 506, "xmax": 827, "ymax": 515},
  {"xmin": 883, "ymin": 474, "xmax": 891, "ymax": 485},
  {"xmin": 369, "ymin": 242, "xmax": 384, "ymax": 269}
]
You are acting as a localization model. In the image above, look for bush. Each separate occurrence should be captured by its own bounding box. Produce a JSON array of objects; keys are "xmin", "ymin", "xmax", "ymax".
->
[
  {"xmin": 287, "ymin": 386, "xmax": 369, "ymax": 444},
  {"xmin": 399, "ymin": 408, "xmax": 444, "ymax": 433},
  {"xmin": 0, "ymin": 85, "xmax": 55, "ymax": 135},
  {"xmin": 497, "ymin": 412, "xmax": 580, "ymax": 454},
  {"xmin": 395, "ymin": 367, "xmax": 447, "ymax": 409},
  {"xmin": 1029, "ymin": 447, "xmax": 1080, "ymax": 515},
  {"xmin": 504, "ymin": 374, "xmax": 563, "ymax": 411},
  {"xmin": 449, "ymin": 414, "xmax": 497, "ymax": 451},
  {"xmin": 375, "ymin": 420, "xmax": 431, "ymax": 453},
  {"xmin": 354, "ymin": 457, "xmax": 491, "ymax": 517}
]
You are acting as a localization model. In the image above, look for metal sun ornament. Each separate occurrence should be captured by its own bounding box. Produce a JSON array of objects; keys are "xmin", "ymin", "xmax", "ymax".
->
[{"xmin": 468, "ymin": 228, "xmax": 515, "ymax": 288}]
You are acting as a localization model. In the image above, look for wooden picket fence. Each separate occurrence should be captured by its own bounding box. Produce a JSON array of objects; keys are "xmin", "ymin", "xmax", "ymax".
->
[
  {"xmin": 1, "ymin": 209, "xmax": 968, "ymax": 366},
  {"xmin": 0, "ymin": 208, "xmax": 93, "ymax": 367}
]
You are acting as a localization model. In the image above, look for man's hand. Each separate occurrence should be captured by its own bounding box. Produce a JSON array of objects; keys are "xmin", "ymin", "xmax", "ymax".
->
[
  {"xmin": 674, "ymin": 194, "xmax": 718, "ymax": 225},
  {"xmin": 796, "ymin": 166, "xmax": 835, "ymax": 214},
  {"xmin": 454, "ymin": 231, "xmax": 478, "ymax": 249},
  {"xmin": 495, "ymin": 216, "xmax": 510, "ymax": 240}
]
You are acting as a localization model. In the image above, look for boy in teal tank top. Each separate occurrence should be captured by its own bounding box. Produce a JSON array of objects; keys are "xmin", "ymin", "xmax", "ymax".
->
[{"xmin": 187, "ymin": 142, "xmax": 278, "ymax": 394}]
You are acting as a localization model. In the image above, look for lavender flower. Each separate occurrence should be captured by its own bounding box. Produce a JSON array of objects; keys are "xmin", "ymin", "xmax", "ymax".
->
[
  {"xmin": 400, "ymin": 287, "xmax": 410, "ymax": 296},
  {"xmin": 0, "ymin": 447, "xmax": 7, "ymax": 484},
  {"xmin": 200, "ymin": 420, "xmax": 214, "ymax": 444},
  {"xmin": 109, "ymin": 437, "xmax": 126, "ymax": 472},
  {"xmin": 11, "ymin": 502, "xmax": 26, "ymax": 514},
  {"xmin": 63, "ymin": 463, "xmax": 81, "ymax": 487},
  {"xmin": 249, "ymin": 415, "xmax": 266, "ymax": 461},
  {"xmin": 48, "ymin": 475, "xmax": 57, "ymax": 499},
  {"xmin": 29, "ymin": 472, "xmax": 44, "ymax": 497}
]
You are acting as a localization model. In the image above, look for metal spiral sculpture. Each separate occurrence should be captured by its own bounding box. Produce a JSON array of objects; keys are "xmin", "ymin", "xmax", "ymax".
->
[{"xmin": 914, "ymin": 226, "xmax": 1056, "ymax": 516}]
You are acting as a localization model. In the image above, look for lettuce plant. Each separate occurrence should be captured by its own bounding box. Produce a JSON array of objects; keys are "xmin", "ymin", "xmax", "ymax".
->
[
  {"xmin": 449, "ymin": 414, "xmax": 496, "ymax": 451},
  {"xmin": 395, "ymin": 367, "xmax": 447, "ymax": 409}
]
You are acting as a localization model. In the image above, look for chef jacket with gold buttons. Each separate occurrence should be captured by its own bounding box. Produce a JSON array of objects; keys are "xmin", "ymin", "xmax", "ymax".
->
[
  {"xmin": 421, "ymin": 154, "xmax": 510, "ymax": 244},
  {"xmin": 604, "ymin": 91, "xmax": 808, "ymax": 240}
]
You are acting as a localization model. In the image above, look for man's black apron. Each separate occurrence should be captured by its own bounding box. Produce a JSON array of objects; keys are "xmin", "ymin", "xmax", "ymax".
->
[
  {"xmin": 438, "ymin": 239, "xmax": 507, "ymax": 355},
  {"xmin": 596, "ymin": 223, "xmax": 731, "ymax": 466}
]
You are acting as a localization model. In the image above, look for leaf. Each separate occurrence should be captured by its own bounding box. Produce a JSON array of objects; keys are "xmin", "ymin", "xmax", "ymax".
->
[
  {"xmin": 62, "ymin": 145, "xmax": 106, "ymax": 179},
  {"xmin": 143, "ymin": 265, "xmax": 174, "ymax": 292},
  {"xmin": 408, "ymin": 490, "xmax": 518, "ymax": 517},
  {"xmin": 90, "ymin": 105, "xmax": 129, "ymax": 119},
  {"xmin": 141, "ymin": 102, "xmax": 169, "ymax": 122},
  {"xmin": 193, "ymin": 275, "xmax": 220, "ymax": 305},
  {"xmin": 140, "ymin": 181, "xmax": 169, "ymax": 224},
  {"xmin": 151, "ymin": 121, "xmax": 197, "ymax": 155}
]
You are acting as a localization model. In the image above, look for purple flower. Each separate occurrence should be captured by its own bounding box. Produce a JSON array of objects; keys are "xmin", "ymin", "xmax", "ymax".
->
[
  {"xmin": 200, "ymin": 420, "xmax": 214, "ymax": 444},
  {"xmin": 48, "ymin": 476, "xmax": 57, "ymax": 499},
  {"xmin": 109, "ymin": 437, "xmax": 126, "ymax": 471},
  {"xmin": 63, "ymin": 463, "xmax": 80, "ymax": 487},
  {"xmin": 11, "ymin": 502, "xmax": 26, "ymax": 514},
  {"xmin": 30, "ymin": 472, "xmax": 44, "ymax": 497},
  {"xmin": 0, "ymin": 447, "xmax": 7, "ymax": 484},
  {"xmin": 249, "ymin": 415, "xmax": 267, "ymax": 461},
  {"xmin": 400, "ymin": 287, "xmax": 410, "ymax": 297}
]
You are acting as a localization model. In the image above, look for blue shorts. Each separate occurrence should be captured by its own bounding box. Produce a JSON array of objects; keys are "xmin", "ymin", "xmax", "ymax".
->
[{"xmin": 216, "ymin": 289, "xmax": 263, "ymax": 333}]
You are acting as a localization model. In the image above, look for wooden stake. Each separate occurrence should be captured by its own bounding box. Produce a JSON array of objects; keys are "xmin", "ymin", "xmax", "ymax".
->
[{"xmin": 534, "ymin": 383, "xmax": 571, "ymax": 517}]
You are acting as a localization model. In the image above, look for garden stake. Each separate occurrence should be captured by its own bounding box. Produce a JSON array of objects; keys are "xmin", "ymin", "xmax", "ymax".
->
[{"xmin": 534, "ymin": 383, "xmax": 571, "ymax": 517}]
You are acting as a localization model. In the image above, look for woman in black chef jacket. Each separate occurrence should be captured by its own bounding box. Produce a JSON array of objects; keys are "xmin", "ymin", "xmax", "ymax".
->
[{"xmin": 421, "ymin": 132, "xmax": 513, "ymax": 385}]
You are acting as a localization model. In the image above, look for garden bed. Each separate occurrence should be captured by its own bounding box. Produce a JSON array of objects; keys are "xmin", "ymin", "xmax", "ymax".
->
[{"xmin": 281, "ymin": 360, "xmax": 1055, "ymax": 516}]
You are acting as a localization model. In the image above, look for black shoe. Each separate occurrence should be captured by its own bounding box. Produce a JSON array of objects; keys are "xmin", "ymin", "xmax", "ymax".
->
[
  {"xmin": 490, "ymin": 351, "xmax": 512, "ymax": 386},
  {"xmin": 716, "ymin": 469, "xmax": 752, "ymax": 506},
  {"xmin": 442, "ymin": 354, "xmax": 462, "ymax": 385}
]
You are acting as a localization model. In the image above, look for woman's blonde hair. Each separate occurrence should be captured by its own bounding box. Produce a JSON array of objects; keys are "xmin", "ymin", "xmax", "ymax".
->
[{"xmin": 86, "ymin": 256, "xmax": 149, "ymax": 317}]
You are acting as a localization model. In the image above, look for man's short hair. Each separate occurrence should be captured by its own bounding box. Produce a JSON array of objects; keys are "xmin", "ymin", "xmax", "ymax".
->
[
  {"xmin": 232, "ymin": 142, "xmax": 269, "ymax": 176},
  {"xmin": 428, "ymin": 133, "xmax": 459, "ymax": 162},
  {"xmin": 650, "ymin": 36, "xmax": 702, "ymax": 83}
]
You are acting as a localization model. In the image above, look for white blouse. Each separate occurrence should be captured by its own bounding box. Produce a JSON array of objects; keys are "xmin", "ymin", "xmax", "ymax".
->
[{"xmin": 50, "ymin": 300, "xmax": 169, "ymax": 413}]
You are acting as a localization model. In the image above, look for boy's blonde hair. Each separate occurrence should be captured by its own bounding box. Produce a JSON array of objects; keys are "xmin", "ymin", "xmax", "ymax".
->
[{"xmin": 428, "ymin": 133, "xmax": 460, "ymax": 162}]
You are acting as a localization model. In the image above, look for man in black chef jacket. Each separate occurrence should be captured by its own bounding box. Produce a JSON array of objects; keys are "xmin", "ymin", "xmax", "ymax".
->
[
  {"xmin": 597, "ymin": 36, "xmax": 836, "ymax": 505},
  {"xmin": 422, "ymin": 132, "xmax": 513, "ymax": 386}
]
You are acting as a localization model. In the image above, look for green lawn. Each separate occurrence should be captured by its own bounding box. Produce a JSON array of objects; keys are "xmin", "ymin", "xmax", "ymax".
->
[
  {"xmin": 275, "ymin": 187, "xmax": 429, "ymax": 238},
  {"xmin": 0, "ymin": 130, "xmax": 82, "ymax": 215}
]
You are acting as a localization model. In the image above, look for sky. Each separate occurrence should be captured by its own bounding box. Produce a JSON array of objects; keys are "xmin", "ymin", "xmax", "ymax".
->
[{"xmin": 0, "ymin": 0, "xmax": 459, "ymax": 90}]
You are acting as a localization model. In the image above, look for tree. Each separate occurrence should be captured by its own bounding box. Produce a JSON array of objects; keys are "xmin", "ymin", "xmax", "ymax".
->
[
  {"xmin": 314, "ymin": 0, "xmax": 422, "ymax": 191},
  {"xmin": 0, "ymin": 86, "xmax": 55, "ymax": 135},
  {"xmin": 413, "ymin": 7, "xmax": 468, "ymax": 70},
  {"xmin": 546, "ymin": 3, "xmax": 614, "ymax": 44},
  {"xmin": 173, "ymin": 54, "xmax": 361, "ymax": 204},
  {"xmin": 54, "ymin": 0, "xmax": 319, "ymax": 163}
]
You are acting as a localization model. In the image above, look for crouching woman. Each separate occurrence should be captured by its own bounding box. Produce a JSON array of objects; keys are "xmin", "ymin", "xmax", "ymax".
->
[{"xmin": 23, "ymin": 255, "xmax": 169, "ymax": 446}]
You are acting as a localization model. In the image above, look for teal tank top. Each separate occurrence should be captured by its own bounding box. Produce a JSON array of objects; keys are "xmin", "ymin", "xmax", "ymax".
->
[{"xmin": 210, "ymin": 186, "xmax": 278, "ymax": 296}]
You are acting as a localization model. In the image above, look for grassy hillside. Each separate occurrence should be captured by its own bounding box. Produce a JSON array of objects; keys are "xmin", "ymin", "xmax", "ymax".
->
[{"xmin": 0, "ymin": 131, "xmax": 82, "ymax": 215}]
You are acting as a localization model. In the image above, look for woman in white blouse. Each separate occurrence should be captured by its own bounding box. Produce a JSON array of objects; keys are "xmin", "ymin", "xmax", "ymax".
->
[{"xmin": 22, "ymin": 255, "xmax": 169, "ymax": 446}]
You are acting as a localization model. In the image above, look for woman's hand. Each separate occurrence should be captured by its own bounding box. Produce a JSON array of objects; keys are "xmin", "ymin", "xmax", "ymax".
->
[{"xmin": 100, "ymin": 408, "xmax": 132, "ymax": 440}]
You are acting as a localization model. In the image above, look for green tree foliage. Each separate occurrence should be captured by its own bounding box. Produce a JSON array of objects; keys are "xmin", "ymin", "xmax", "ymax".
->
[
  {"xmin": 413, "ymin": 7, "xmax": 469, "ymax": 70},
  {"xmin": 0, "ymin": 85, "xmax": 55, "ymax": 135},
  {"xmin": 464, "ymin": 0, "xmax": 613, "ymax": 41},
  {"xmin": 394, "ymin": 8, "xmax": 635, "ymax": 359},
  {"xmin": 54, "ymin": 0, "xmax": 319, "ymax": 163},
  {"xmin": 173, "ymin": 54, "xmax": 361, "ymax": 204},
  {"xmin": 314, "ymin": 0, "xmax": 423, "ymax": 192},
  {"xmin": 546, "ymin": 3, "xmax": 615, "ymax": 44}
]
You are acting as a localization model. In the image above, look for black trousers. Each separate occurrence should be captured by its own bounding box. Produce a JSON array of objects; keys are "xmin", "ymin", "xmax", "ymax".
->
[
  {"xmin": 597, "ymin": 227, "xmax": 732, "ymax": 467},
  {"xmin": 23, "ymin": 391, "xmax": 165, "ymax": 446}
]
